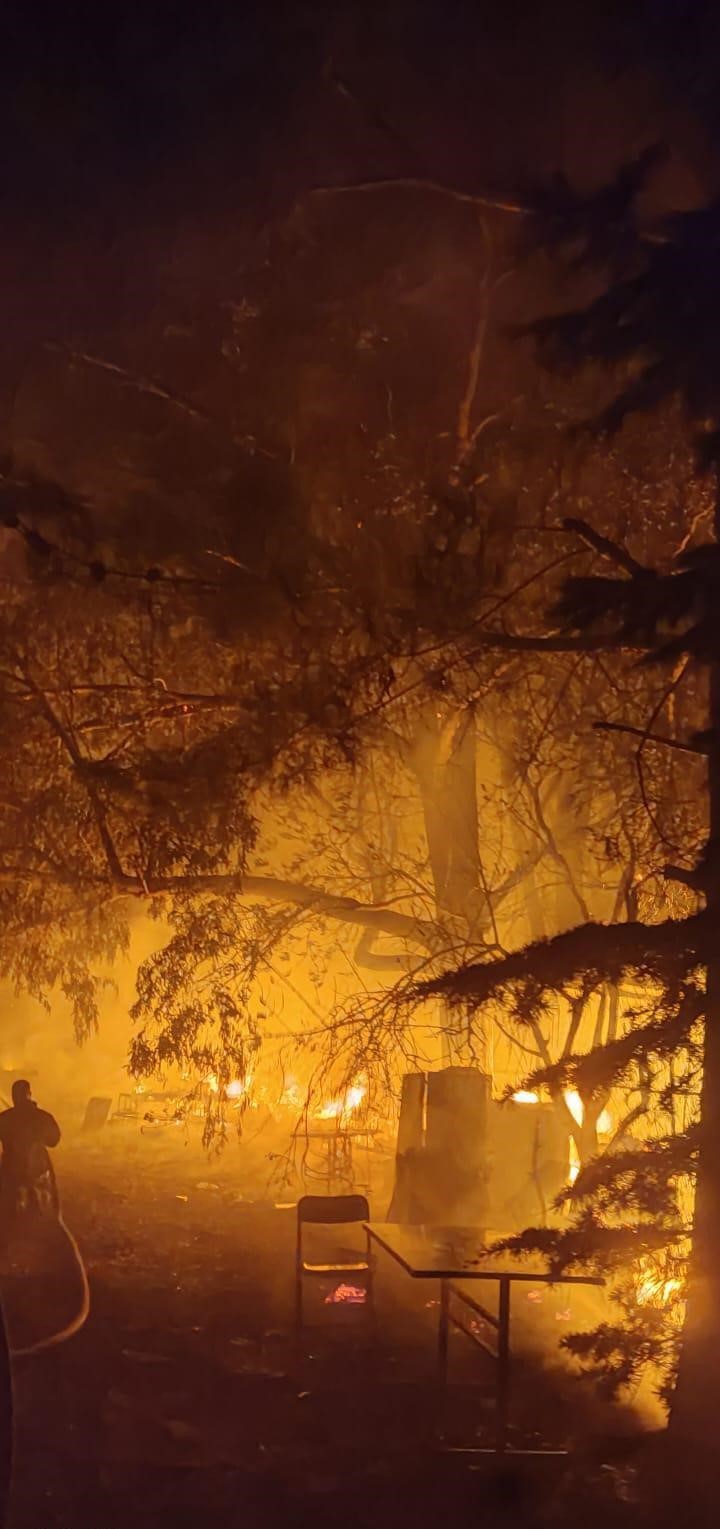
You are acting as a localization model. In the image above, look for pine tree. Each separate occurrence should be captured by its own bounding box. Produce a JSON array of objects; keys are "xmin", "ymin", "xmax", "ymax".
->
[{"xmin": 421, "ymin": 165, "xmax": 720, "ymax": 1447}]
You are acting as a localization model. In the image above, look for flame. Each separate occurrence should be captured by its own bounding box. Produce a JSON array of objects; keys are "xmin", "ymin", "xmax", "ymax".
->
[
  {"xmin": 225, "ymin": 1079, "xmax": 246, "ymax": 1099},
  {"xmin": 564, "ymin": 1089, "xmax": 584, "ymax": 1126},
  {"xmin": 568, "ymin": 1137, "xmax": 581, "ymax": 1186},
  {"xmin": 512, "ymin": 1090, "xmax": 539, "ymax": 1104},
  {"xmin": 596, "ymin": 1106, "xmax": 613, "ymax": 1135},
  {"xmin": 324, "ymin": 1283, "xmax": 367, "ymax": 1305},
  {"xmin": 636, "ymin": 1257, "xmax": 683, "ymax": 1309},
  {"xmin": 316, "ymin": 1078, "xmax": 367, "ymax": 1121},
  {"xmin": 280, "ymin": 1077, "xmax": 303, "ymax": 1110}
]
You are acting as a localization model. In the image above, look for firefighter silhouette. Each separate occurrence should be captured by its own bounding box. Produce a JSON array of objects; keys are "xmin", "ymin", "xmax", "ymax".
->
[{"xmin": 0, "ymin": 1081, "xmax": 60, "ymax": 1236}]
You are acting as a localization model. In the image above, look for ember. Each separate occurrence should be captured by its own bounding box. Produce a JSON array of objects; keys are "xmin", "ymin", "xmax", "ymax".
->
[{"xmin": 323, "ymin": 1283, "xmax": 367, "ymax": 1305}]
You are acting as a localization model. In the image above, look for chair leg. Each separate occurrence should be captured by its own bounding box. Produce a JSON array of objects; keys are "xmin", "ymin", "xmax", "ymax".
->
[{"xmin": 295, "ymin": 1271, "xmax": 303, "ymax": 1337}]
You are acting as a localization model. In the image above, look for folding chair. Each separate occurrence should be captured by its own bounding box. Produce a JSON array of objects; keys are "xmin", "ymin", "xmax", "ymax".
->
[{"xmin": 295, "ymin": 1194, "xmax": 374, "ymax": 1333}]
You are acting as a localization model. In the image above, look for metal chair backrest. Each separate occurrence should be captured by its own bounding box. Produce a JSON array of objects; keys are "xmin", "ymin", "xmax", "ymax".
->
[{"xmin": 297, "ymin": 1194, "xmax": 369, "ymax": 1226}]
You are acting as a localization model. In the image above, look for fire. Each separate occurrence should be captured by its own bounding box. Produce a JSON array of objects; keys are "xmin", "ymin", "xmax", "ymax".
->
[
  {"xmin": 636, "ymin": 1257, "xmax": 683, "ymax": 1309},
  {"xmin": 279, "ymin": 1077, "xmax": 303, "ymax": 1110},
  {"xmin": 204, "ymin": 1072, "xmax": 251, "ymax": 1101},
  {"xmin": 564, "ymin": 1089, "xmax": 584, "ymax": 1126},
  {"xmin": 596, "ymin": 1106, "xmax": 613, "ymax": 1135},
  {"xmin": 323, "ymin": 1283, "xmax": 367, "ymax": 1305},
  {"xmin": 512, "ymin": 1090, "xmax": 539, "ymax": 1104},
  {"xmin": 316, "ymin": 1078, "xmax": 367, "ymax": 1120}
]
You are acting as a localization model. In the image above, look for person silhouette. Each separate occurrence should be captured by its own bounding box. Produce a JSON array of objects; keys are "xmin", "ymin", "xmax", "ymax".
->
[{"xmin": 0, "ymin": 1081, "xmax": 61, "ymax": 1236}]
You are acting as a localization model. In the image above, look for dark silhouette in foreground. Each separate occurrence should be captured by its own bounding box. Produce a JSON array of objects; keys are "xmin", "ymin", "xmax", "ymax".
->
[{"xmin": 0, "ymin": 1081, "xmax": 61, "ymax": 1238}]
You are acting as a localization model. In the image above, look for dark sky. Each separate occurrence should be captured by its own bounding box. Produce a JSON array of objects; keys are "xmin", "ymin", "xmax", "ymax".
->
[
  {"xmin": 2, "ymin": 0, "xmax": 719, "ymax": 228},
  {"xmin": 0, "ymin": 0, "xmax": 718, "ymax": 377}
]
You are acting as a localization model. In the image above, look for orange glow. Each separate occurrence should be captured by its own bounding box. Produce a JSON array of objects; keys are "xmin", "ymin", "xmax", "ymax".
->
[
  {"xmin": 564, "ymin": 1089, "xmax": 584, "ymax": 1126},
  {"xmin": 316, "ymin": 1078, "xmax": 367, "ymax": 1120},
  {"xmin": 512, "ymin": 1089, "xmax": 539, "ymax": 1104},
  {"xmin": 636, "ymin": 1257, "xmax": 683, "ymax": 1309},
  {"xmin": 568, "ymin": 1137, "xmax": 581, "ymax": 1186},
  {"xmin": 324, "ymin": 1283, "xmax": 367, "ymax": 1304}
]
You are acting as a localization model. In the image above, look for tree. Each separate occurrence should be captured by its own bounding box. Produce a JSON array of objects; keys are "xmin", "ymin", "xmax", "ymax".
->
[
  {"xmin": 420, "ymin": 163, "xmax": 720, "ymax": 1449},
  {"xmin": 2, "ymin": 152, "xmax": 710, "ymax": 1163}
]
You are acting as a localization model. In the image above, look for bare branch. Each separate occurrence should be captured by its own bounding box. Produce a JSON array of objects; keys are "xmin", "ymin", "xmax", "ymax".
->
[
  {"xmin": 307, "ymin": 178, "xmax": 530, "ymax": 214},
  {"xmin": 562, "ymin": 517, "xmax": 650, "ymax": 579},
  {"xmin": 594, "ymin": 719, "xmax": 706, "ymax": 756}
]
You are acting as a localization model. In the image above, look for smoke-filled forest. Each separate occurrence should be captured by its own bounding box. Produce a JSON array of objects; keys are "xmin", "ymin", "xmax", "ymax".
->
[{"xmin": 2, "ymin": 3, "xmax": 720, "ymax": 1526}]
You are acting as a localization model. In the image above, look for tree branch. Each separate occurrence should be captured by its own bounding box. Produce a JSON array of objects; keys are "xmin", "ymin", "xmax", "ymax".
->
[
  {"xmin": 418, "ymin": 913, "xmax": 711, "ymax": 1005},
  {"xmin": 594, "ymin": 719, "xmax": 706, "ymax": 756},
  {"xmin": 112, "ymin": 868, "xmax": 438, "ymax": 946},
  {"xmin": 20, "ymin": 671, "xmax": 126, "ymax": 884},
  {"xmin": 307, "ymin": 178, "xmax": 530, "ymax": 214},
  {"xmin": 562, "ymin": 517, "xmax": 650, "ymax": 579}
]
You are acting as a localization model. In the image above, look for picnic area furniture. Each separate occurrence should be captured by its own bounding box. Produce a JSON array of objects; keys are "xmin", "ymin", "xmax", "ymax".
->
[
  {"xmin": 295, "ymin": 1194, "xmax": 374, "ymax": 1334},
  {"xmin": 365, "ymin": 1222, "xmax": 604, "ymax": 1455},
  {"xmin": 291, "ymin": 1120, "xmax": 378, "ymax": 1194}
]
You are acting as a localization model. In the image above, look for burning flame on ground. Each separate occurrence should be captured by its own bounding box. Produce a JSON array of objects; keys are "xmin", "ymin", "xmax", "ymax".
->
[
  {"xmin": 512, "ymin": 1090, "xmax": 539, "ymax": 1104},
  {"xmin": 324, "ymin": 1283, "xmax": 367, "ymax": 1305},
  {"xmin": 315, "ymin": 1079, "xmax": 367, "ymax": 1120}
]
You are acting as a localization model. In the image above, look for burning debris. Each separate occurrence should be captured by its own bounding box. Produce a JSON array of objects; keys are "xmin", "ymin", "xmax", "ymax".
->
[{"xmin": 323, "ymin": 1283, "xmax": 367, "ymax": 1305}]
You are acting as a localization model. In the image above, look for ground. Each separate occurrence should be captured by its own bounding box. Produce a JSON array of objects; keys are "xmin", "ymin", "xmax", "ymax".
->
[{"xmin": 1, "ymin": 1123, "xmax": 656, "ymax": 1529}]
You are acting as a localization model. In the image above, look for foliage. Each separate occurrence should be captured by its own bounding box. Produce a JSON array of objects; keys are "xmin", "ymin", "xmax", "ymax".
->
[{"xmin": 422, "ymin": 153, "xmax": 720, "ymax": 1415}]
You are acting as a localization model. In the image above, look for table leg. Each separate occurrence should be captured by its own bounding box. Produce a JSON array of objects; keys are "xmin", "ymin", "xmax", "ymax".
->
[
  {"xmin": 437, "ymin": 1279, "xmax": 450, "ymax": 1393},
  {"xmin": 496, "ymin": 1276, "xmax": 511, "ymax": 1454}
]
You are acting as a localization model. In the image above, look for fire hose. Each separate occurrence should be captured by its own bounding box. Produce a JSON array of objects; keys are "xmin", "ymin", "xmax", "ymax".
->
[
  {"xmin": 0, "ymin": 1295, "xmax": 10, "ymax": 1529},
  {"xmin": 9, "ymin": 1211, "xmax": 90, "ymax": 1357},
  {"xmin": 0, "ymin": 1213, "xmax": 89, "ymax": 1528}
]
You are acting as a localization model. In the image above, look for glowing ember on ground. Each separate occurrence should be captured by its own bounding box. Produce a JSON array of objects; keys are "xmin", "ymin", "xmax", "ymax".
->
[
  {"xmin": 512, "ymin": 1090, "xmax": 539, "ymax": 1104},
  {"xmin": 324, "ymin": 1283, "xmax": 367, "ymax": 1304}
]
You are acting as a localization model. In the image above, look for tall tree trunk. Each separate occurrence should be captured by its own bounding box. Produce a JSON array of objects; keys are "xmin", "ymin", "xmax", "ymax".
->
[
  {"xmin": 670, "ymin": 656, "xmax": 720, "ymax": 1443},
  {"xmin": 409, "ymin": 705, "xmax": 487, "ymax": 1067}
]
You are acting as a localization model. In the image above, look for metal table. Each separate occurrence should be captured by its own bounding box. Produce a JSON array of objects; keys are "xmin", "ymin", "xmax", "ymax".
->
[
  {"xmin": 292, "ymin": 1123, "xmax": 378, "ymax": 1193},
  {"xmin": 365, "ymin": 1223, "xmax": 604, "ymax": 1455}
]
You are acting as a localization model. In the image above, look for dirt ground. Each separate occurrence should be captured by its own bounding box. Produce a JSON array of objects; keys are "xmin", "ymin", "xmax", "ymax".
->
[{"xmin": 1, "ymin": 1124, "xmax": 652, "ymax": 1529}]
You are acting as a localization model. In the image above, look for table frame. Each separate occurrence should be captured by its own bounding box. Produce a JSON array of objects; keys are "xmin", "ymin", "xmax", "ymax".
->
[{"xmin": 365, "ymin": 1223, "xmax": 604, "ymax": 1455}]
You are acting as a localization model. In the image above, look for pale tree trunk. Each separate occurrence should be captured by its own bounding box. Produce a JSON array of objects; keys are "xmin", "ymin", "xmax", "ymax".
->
[{"xmin": 409, "ymin": 704, "xmax": 490, "ymax": 1069}]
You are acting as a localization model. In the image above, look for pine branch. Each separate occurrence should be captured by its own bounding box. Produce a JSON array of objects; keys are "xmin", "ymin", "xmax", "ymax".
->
[
  {"xmin": 520, "ymin": 990, "xmax": 704, "ymax": 1099},
  {"xmin": 418, "ymin": 915, "xmax": 710, "ymax": 1008}
]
